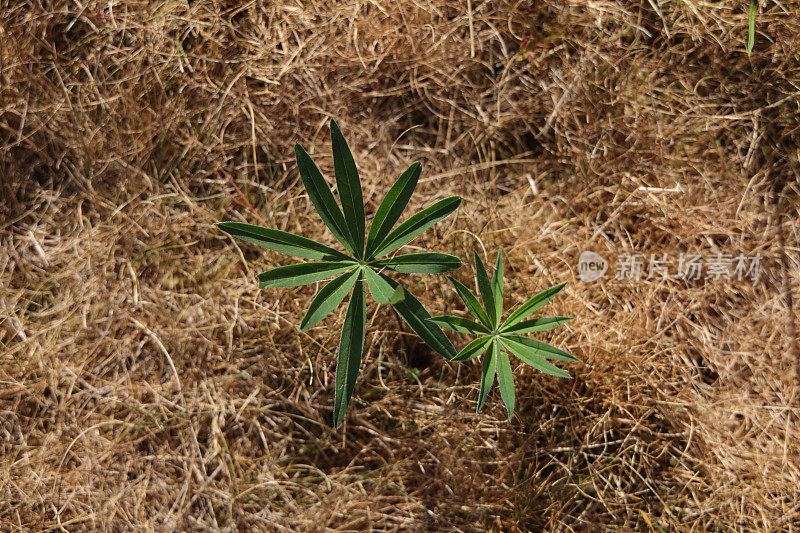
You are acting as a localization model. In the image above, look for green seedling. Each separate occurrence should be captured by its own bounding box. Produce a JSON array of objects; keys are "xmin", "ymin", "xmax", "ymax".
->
[
  {"xmin": 218, "ymin": 119, "xmax": 461, "ymax": 427},
  {"xmin": 427, "ymin": 250, "xmax": 578, "ymax": 419},
  {"xmin": 747, "ymin": 0, "xmax": 757, "ymax": 55}
]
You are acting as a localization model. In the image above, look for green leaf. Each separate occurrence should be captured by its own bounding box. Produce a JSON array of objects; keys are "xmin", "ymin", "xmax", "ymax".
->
[
  {"xmin": 372, "ymin": 253, "xmax": 461, "ymax": 274},
  {"xmin": 501, "ymin": 337, "xmax": 573, "ymax": 378},
  {"xmin": 491, "ymin": 249, "xmax": 503, "ymax": 323},
  {"xmin": 501, "ymin": 335, "xmax": 579, "ymax": 362},
  {"xmin": 217, "ymin": 222, "xmax": 350, "ymax": 261},
  {"xmin": 476, "ymin": 342, "xmax": 496, "ymax": 413},
  {"xmin": 496, "ymin": 348, "xmax": 515, "ymax": 419},
  {"xmin": 330, "ymin": 119, "xmax": 365, "ymax": 258},
  {"xmin": 380, "ymin": 273, "xmax": 456, "ymax": 359},
  {"xmin": 747, "ymin": 0, "xmax": 757, "ymax": 55},
  {"xmin": 452, "ymin": 336, "xmax": 492, "ymax": 361},
  {"xmin": 386, "ymin": 288, "xmax": 405, "ymax": 305},
  {"xmin": 300, "ymin": 269, "xmax": 361, "ymax": 330},
  {"xmin": 474, "ymin": 251, "xmax": 497, "ymax": 328},
  {"xmin": 295, "ymin": 143, "xmax": 356, "ymax": 256},
  {"xmin": 503, "ymin": 282, "xmax": 567, "ymax": 328},
  {"xmin": 257, "ymin": 262, "xmax": 356, "ymax": 288},
  {"xmin": 501, "ymin": 317, "xmax": 573, "ymax": 334},
  {"xmin": 364, "ymin": 267, "xmax": 404, "ymax": 305},
  {"xmin": 446, "ymin": 276, "xmax": 491, "ymax": 329},
  {"xmin": 371, "ymin": 196, "xmax": 461, "ymax": 259},
  {"xmin": 365, "ymin": 162, "xmax": 421, "ymax": 258},
  {"xmin": 333, "ymin": 274, "xmax": 366, "ymax": 427},
  {"xmin": 426, "ymin": 315, "xmax": 490, "ymax": 335}
]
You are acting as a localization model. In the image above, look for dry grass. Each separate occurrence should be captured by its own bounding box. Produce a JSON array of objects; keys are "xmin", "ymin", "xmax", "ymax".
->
[{"xmin": 2, "ymin": 0, "xmax": 800, "ymax": 530}]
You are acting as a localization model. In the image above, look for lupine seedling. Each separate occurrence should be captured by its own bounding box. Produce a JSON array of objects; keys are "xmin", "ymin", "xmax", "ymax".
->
[
  {"xmin": 218, "ymin": 119, "xmax": 461, "ymax": 427},
  {"xmin": 427, "ymin": 250, "xmax": 578, "ymax": 419}
]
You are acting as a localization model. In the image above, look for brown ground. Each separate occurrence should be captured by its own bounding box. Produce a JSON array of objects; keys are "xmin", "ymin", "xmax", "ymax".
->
[{"xmin": 2, "ymin": 1, "xmax": 800, "ymax": 531}]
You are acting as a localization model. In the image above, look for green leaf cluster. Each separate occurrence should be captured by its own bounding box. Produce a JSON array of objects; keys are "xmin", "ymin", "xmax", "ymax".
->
[
  {"xmin": 219, "ymin": 119, "xmax": 461, "ymax": 427},
  {"xmin": 427, "ymin": 250, "xmax": 578, "ymax": 419},
  {"xmin": 218, "ymin": 119, "xmax": 578, "ymax": 427}
]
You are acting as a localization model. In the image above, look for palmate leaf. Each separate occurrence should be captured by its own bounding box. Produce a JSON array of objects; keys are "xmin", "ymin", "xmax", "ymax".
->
[
  {"xmin": 371, "ymin": 196, "xmax": 461, "ymax": 259},
  {"xmin": 365, "ymin": 162, "xmax": 420, "ymax": 258},
  {"xmin": 372, "ymin": 253, "xmax": 460, "ymax": 274},
  {"xmin": 444, "ymin": 249, "xmax": 577, "ymax": 417},
  {"xmin": 217, "ymin": 222, "xmax": 351, "ymax": 261},
  {"xmin": 333, "ymin": 274, "xmax": 366, "ymax": 428},
  {"xmin": 330, "ymin": 119, "xmax": 365, "ymax": 257},
  {"xmin": 257, "ymin": 262, "xmax": 356, "ymax": 288},
  {"xmin": 294, "ymin": 143, "xmax": 356, "ymax": 256},
  {"xmin": 219, "ymin": 119, "xmax": 464, "ymax": 427}
]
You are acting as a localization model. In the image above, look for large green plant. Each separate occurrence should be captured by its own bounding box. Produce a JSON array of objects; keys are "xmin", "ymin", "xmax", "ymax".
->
[
  {"xmin": 427, "ymin": 250, "xmax": 578, "ymax": 419},
  {"xmin": 218, "ymin": 119, "xmax": 461, "ymax": 427}
]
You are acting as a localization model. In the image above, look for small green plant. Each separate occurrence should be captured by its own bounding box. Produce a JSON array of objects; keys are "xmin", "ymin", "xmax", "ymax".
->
[
  {"xmin": 427, "ymin": 250, "xmax": 578, "ymax": 419},
  {"xmin": 747, "ymin": 0, "xmax": 757, "ymax": 55},
  {"xmin": 218, "ymin": 119, "xmax": 461, "ymax": 427}
]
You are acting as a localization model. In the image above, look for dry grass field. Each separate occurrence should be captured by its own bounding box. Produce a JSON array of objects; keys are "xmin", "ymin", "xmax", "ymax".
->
[{"xmin": 2, "ymin": 1, "xmax": 800, "ymax": 531}]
